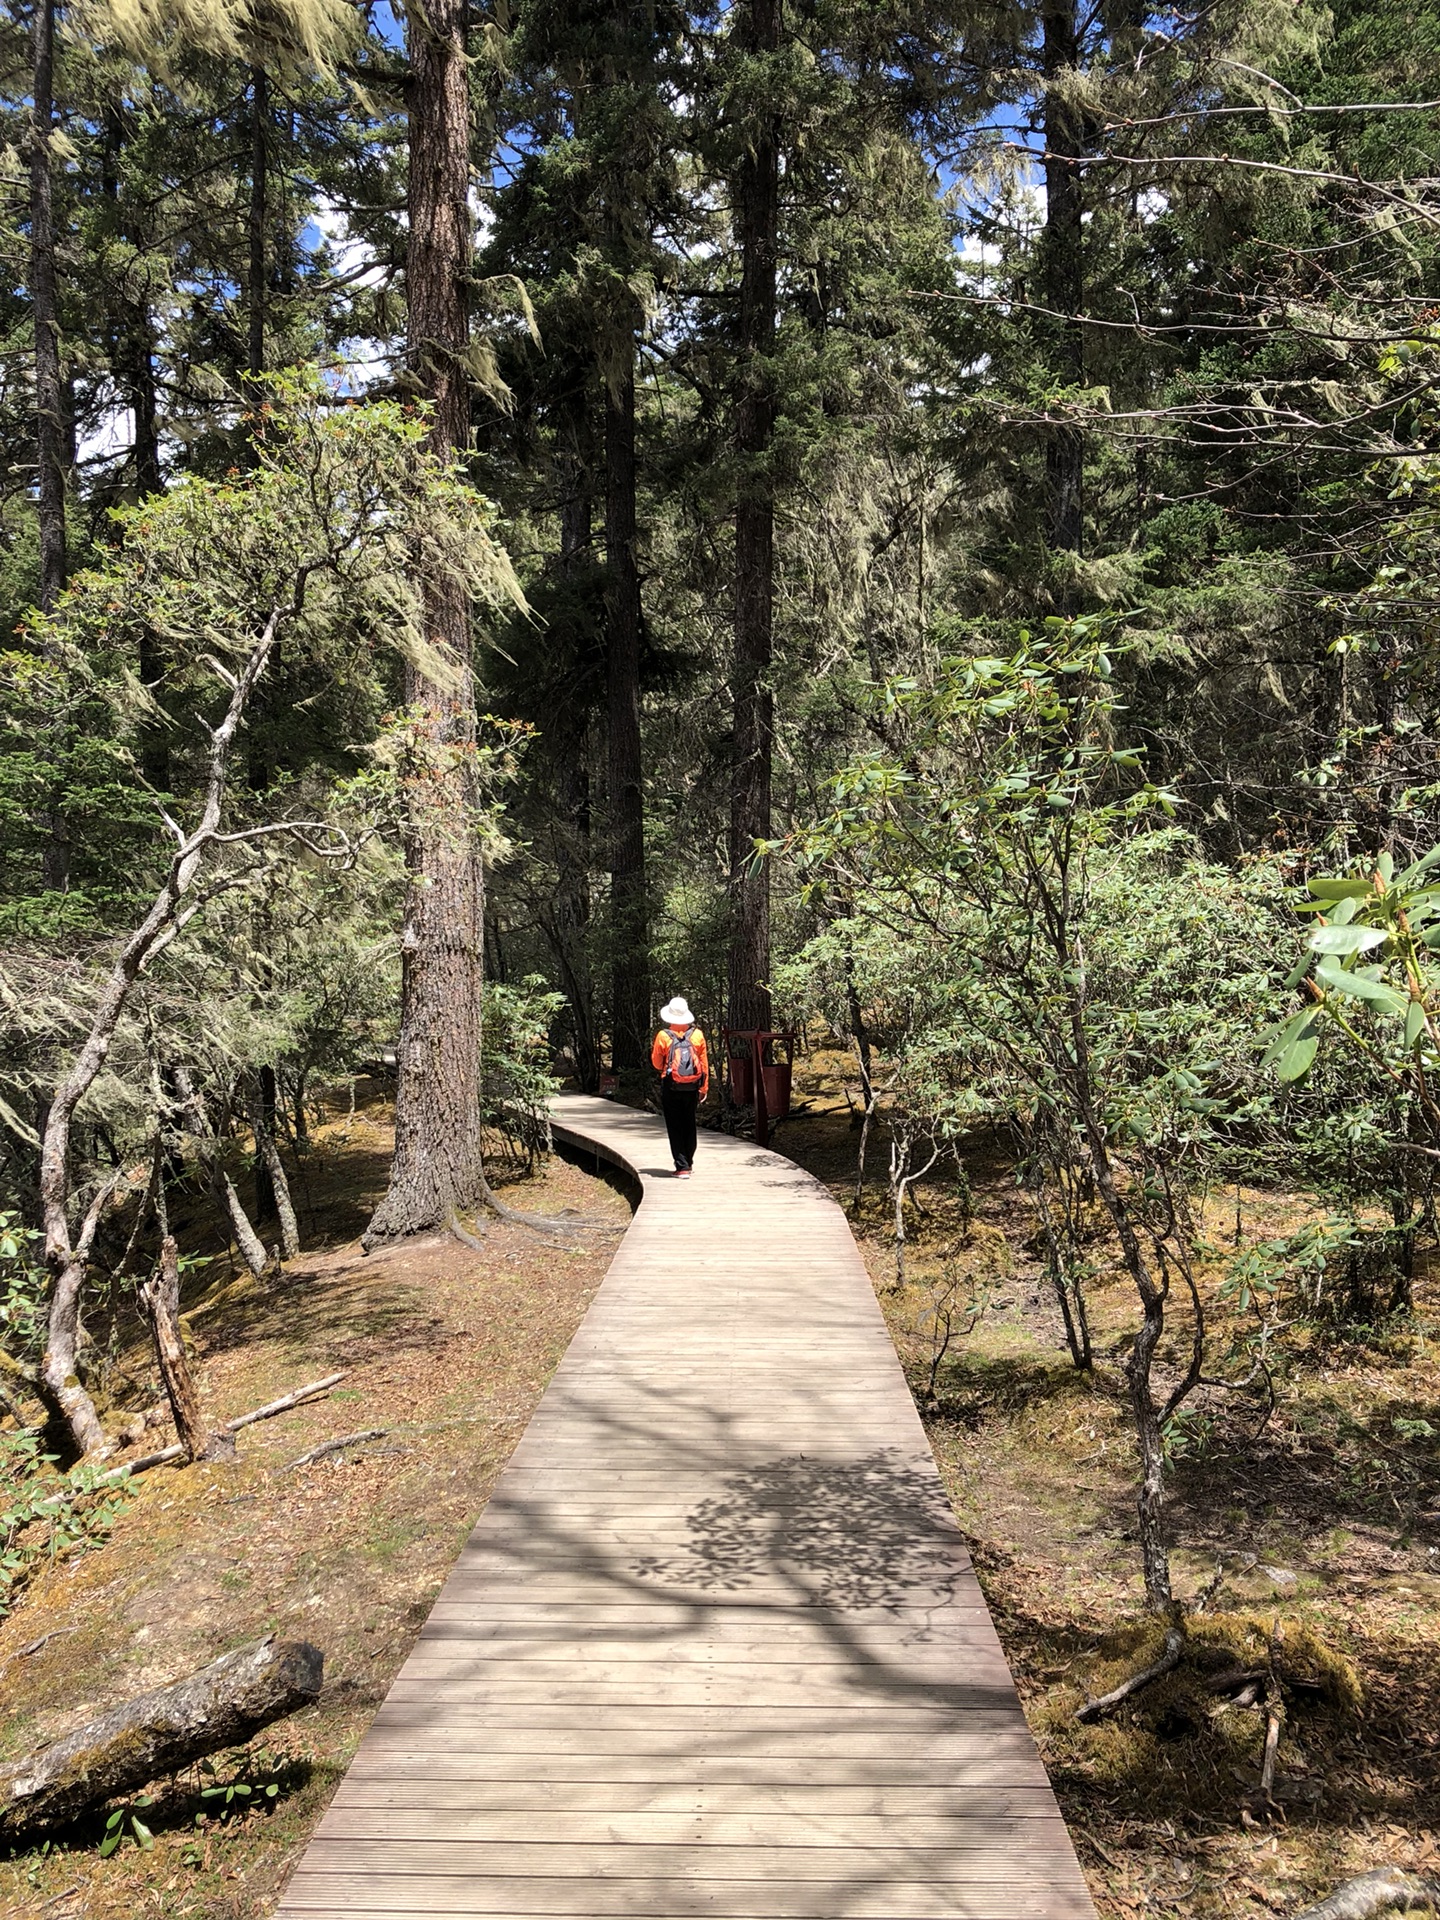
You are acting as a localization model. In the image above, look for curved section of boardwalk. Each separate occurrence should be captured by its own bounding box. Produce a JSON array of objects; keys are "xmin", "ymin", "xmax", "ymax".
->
[{"xmin": 277, "ymin": 1096, "xmax": 1096, "ymax": 1920}]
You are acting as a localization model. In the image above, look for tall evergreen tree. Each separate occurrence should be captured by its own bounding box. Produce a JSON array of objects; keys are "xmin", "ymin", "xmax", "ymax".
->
[{"xmin": 366, "ymin": 0, "xmax": 491, "ymax": 1238}]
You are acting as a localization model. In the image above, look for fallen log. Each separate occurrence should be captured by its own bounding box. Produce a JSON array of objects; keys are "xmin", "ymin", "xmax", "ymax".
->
[
  {"xmin": 1293, "ymin": 1870, "xmax": 1440, "ymax": 1920},
  {"xmin": 0, "ymin": 1635, "xmax": 323, "ymax": 1845}
]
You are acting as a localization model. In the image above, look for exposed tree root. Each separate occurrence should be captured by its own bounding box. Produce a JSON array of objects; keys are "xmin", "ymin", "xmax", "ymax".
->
[
  {"xmin": 1076, "ymin": 1626, "xmax": 1185, "ymax": 1723},
  {"xmin": 475, "ymin": 1163, "xmax": 615, "ymax": 1235},
  {"xmin": 446, "ymin": 1208, "xmax": 489, "ymax": 1252},
  {"xmin": 1293, "ymin": 1871, "xmax": 1440, "ymax": 1920}
]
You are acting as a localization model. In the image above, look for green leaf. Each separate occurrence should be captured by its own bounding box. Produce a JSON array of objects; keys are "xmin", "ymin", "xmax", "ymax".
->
[
  {"xmin": 1309, "ymin": 925, "xmax": 1387, "ymax": 955},
  {"xmin": 1306, "ymin": 877, "xmax": 1372, "ymax": 899},
  {"xmin": 1405, "ymin": 1000, "xmax": 1427, "ymax": 1047},
  {"xmin": 98, "ymin": 1834, "xmax": 120, "ymax": 1859},
  {"xmin": 1315, "ymin": 959, "xmax": 1407, "ymax": 1011},
  {"xmin": 131, "ymin": 1817, "xmax": 154, "ymax": 1848},
  {"xmin": 1397, "ymin": 845, "xmax": 1440, "ymax": 885},
  {"xmin": 1277, "ymin": 1036, "xmax": 1319, "ymax": 1081},
  {"xmin": 1378, "ymin": 850, "xmax": 1395, "ymax": 882},
  {"xmin": 1262, "ymin": 1007, "xmax": 1317, "ymax": 1065}
]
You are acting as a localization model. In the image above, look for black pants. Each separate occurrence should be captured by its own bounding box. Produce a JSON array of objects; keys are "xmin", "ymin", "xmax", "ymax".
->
[{"xmin": 661, "ymin": 1080, "xmax": 700, "ymax": 1171}]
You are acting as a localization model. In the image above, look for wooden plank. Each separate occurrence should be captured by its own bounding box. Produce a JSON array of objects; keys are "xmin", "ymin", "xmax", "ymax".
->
[
  {"xmin": 311, "ymin": 1810, "xmax": 1077, "ymax": 1848},
  {"xmin": 277, "ymin": 1889, "xmax": 1091, "ymax": 1919},
  {"xmin": 272, "ymin": 1095, "xmax": 1094, "ymax": 1920},
  {"xmin": 318, "ymin": 1784, "xmax": 1064, "ymax": 1816},
  {"xmin": 292, "ymin": 1841, "xmax": 1089, "ymax": 1883},
  {"xmin": 344, "ymin": 1749, "xmax": 1055, "ymax": 1787},
  {"xmin": 279, "ymin": 1867, "xmax": 1096, "ymax": 1912},
  {"xmin": 360, "ymin": 1716, "xmax": 1043, "ymax": 1745}
]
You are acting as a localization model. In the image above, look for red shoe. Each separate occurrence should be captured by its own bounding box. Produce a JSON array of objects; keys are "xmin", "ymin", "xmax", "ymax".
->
[{"xmin": 676, "ymin": 1168, "xmax": 692, "ymax": 1179}]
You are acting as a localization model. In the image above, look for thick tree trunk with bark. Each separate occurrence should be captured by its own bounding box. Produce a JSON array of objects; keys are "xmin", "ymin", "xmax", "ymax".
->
[
  {"xmin": 0, "ymin": 1637, "xmax": 322, "ymax": 1843},
  {"xmin": 552, "ymin": 743, "xmax": 599, "ymax": 1091},
  {"xmin": 727, "ymin": 0, "xmax": 780, "ymax": 1038},
  {"xmin": 605, "ymin": 336, "xmax": 650, "ymax": 1071},
  {"xmin": 1040, "ymin": 0, "xmax": 1085, "ymax": 559},
  {"xmin": 30, "ymin": 0, "xmax": 71, "ymax": 895},
  {"xmin": 30, "ymin": 0, "xmax": 66, "ymax": 616},
  {"xmin": 138, "ymin": 1235, "xmax": 228, "ymax": 1462},
  {"xmin": 549, "ymin": 458, "xmax": 599, "ymax": 1089},
  {"xmin": 365, "ymin": 0, "xmax": 485, "ymax": 1241},
  {"xmin": 249, "ymin": 65, "xmax": 268, "ymax": 382}
]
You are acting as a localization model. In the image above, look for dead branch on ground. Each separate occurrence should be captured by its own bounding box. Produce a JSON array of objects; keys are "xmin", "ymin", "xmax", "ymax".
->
[
  {"xmin": 1292, "ymin": 1870, "xmax": 1440, "ymax": 1920},
  {"xmin": 287, "ymin": 1428, "xmax": 387, "ymax": 1468},
  {"xmin": 100, "ymin": 1371, "xmax": 347, "ymax": 1482}
]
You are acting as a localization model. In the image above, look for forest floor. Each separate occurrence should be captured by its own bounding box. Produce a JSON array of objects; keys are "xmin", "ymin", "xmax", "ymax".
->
[
  {"xmin": 4, "ymin": 1071, "xmax": 1438, "ymax": 1920},
  {"xmin": 0, "ymin": 1091, "xmax": 632, "ymax": 1920},
  {"xmin": 766, "ymin": 1048, "xmax": 1440, "ymax": 1920}
]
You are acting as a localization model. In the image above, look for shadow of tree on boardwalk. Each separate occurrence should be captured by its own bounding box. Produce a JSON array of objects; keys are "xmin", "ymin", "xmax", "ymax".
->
[{"xmin": 631, "ymin": 1448, "xmax": 968, "ymax": 1610}]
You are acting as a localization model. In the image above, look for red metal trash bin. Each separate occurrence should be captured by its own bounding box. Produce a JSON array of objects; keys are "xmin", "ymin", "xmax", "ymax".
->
[{"xmin": 722, "ymin": 1030, "xmax": 796, "ymax": 1145}]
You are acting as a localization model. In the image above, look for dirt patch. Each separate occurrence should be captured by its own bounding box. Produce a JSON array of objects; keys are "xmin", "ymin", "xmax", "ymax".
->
[{"xmin": 0, "ymin": 1111, "xmax": 630, "ymax": 1920}]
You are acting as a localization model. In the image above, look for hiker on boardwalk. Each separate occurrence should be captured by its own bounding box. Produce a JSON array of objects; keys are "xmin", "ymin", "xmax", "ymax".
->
[{"xmin": 652, "ymin": 997, "xmax": 709, "ymax": 1178}]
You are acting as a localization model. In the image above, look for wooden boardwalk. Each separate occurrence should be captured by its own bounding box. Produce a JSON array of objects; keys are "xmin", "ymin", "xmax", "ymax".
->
[{"xmin": 276, "ymin": 1094, "xmax": 1096, "ymax": 1920}]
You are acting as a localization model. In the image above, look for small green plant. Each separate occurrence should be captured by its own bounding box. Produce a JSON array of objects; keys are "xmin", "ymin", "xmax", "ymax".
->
[
  {"xmin": 0, "ymin": 1430, "xmax": 131, "ymax": 1614},
  {"xmin": 0, "ymin": 1210, "xmax": 47, "ymax": 1361},
  {"xmin": 99, "ymin": 1795, "xmax": 156, "ymax": 1857},
  {"xmin": 194, "ymin": 1752, "xmax": 282, "ymax": 1823}
]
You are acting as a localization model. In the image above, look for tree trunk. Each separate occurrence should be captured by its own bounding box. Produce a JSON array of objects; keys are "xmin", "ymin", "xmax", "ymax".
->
[
  {"xmin": 552, "ymin": 461, "xmax": 599, "ymax": 1091},
  {"xmin": 605, "ymin": 335, "xmax": 650, "ymax": 1071},
  {"xmin": 0, "ymin": 1637, "xmax": 323, "ymax": 1845},
  {"xmin": 103, "ymin": 105, "xmax": 169, "ymax": 787},
  {"xmin": 37, "ymin": 1253, "xmax": 104, "ymax": 1457},
  {"xmin": 365, "ymin": 0, "xmax": 484, "ymax": 1242},
  {"xmin": 250, "ymin": 1068, "xmax": 299, "ymax": 1258},
  {"xmin": 1040, "ymin": 0, "xmax": 1084, "ymax": 560},
  {"xmin": 30, "ymin": 0, "xmax": 66, "ymax": 616},
  {"xmin": 1126, "ymin": 1295, "xmax": 1173, "ymax": 1612},
  {"xmin": 30, "ymin": 0, "xmax": 70, "ymax": 896},
  {"xmin": 253, "ymin": 1063, "xmax": 276, "ymax": 1221},
  {"xmin": 248, "ymin": 65, "xmax": 268, "ymax": 383},
  {"xmin": 1064, "ymin": 988, "xmax": 1177, "ymax": 1611},
  {"xmin": 727, "ymin": 0, "xmax": 780, "ymax": 1038},
  {"xmin": 220, "ymin": 1171, "xmax": 269, "ymax": 1278},
  {"xmin": 38, "ymin": 593, "xmax": 284, "ymax": 1460},
  {"xmin": 138, "ymin": 1235, "xmax": 225, "ymax": 1463}
]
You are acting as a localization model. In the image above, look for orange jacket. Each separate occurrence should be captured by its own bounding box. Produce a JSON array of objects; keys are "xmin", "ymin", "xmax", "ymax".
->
[{"xmin": 652, "ymin": 1026, "xmax": 709, "ymax": 1097}]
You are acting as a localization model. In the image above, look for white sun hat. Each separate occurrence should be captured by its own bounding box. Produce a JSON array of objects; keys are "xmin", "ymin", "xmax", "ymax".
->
[{"xmin": 659, "ymin": 997, "xmax": 694, "ymax": 1025}]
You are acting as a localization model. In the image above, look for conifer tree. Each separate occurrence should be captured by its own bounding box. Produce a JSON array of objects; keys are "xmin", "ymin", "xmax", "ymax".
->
[{"xmin": 366, "ymin": 0, "xmax": 501, "ymax": 1238}]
